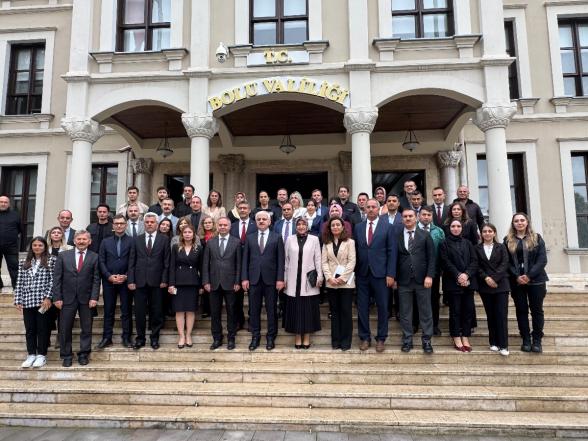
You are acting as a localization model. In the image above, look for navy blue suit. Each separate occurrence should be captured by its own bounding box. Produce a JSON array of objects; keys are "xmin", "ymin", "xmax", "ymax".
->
[
  {"xmin": 230, "ymin": 218, "xmax": 258, "ymax": 242},
  {"xmin": 230, "ymin": 218, "xmax": 258, "ymax": 327},
  {"xmin": 242, "ymin": 230, "xmax": 285, "ymax": 340},
  {"xmin": 99, "ymin": 234, "xmax": 133, "ymax": 342},
  {"xmin": 273, "ymin": 218, "xmax": 296, "ymax": 243},
  {"xmin": 354, "ymin": 219, "xmax": 398, "ymax": 343}
]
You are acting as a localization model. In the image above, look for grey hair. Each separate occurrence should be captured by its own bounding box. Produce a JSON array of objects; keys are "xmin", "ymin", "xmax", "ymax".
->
[
  {"xmin": 143, "ymin": 212, "xmax": 159, "ymax": 221},
  {"xmin": 255, "ymin": 211, "xmax": 270, "ymax": 221},
  {"xmin": 73, "ymin": 229, "xmax": 91, "ymax": 239}
]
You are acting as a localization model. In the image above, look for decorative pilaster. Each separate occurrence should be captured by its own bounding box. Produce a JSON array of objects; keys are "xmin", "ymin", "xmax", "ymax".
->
[
  {"xmin": 343, "ymin": 108, "xmax": 378, "ymax": 199},
  {"xmin": 182, "ymin": 113, "xmax": 219, "ymax": 197},
  {"xmin": 218, "ymin": 154, "xmax": 246, "ymax": 200},
  {"xmin": 437, "ymin": 150, "xmax": 462, "ymax": 201},
  {"xmin": 61, "ymin": 117, "xmax": 105, "ymax": 143}
]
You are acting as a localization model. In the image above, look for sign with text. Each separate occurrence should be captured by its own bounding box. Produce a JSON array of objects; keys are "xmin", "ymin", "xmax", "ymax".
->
[{"xmin": 247, "ymin": 49, "xmax": 309, "ymax": 66}]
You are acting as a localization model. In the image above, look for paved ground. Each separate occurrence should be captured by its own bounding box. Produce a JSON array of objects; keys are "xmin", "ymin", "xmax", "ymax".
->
[{"xmin": 0, "ymin": 428, "xmax": 583, "ymax": 441}]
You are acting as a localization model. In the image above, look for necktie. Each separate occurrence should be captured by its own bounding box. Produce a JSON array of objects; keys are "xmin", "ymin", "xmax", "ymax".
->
[
  {"xmin": 116, "ymin": 237, "xmax": 121, "ymax": 257},
  {"xmin": 220, "ymin": 237, "xmax": 226, "ymax": 257},
  {"xmin": 132, "ymin": 222, "xmax": 137, "ymax": 238},
  {"xmin": 77, "ymin": 251, "xmax": 84, "ymax": 272},
  {"xmin": 408, "ymin": 230, "xmax": 414, "ymax": 253},
  {"xmin": 368, "ymin": 222, "xmax": 374, "ymax": 246},
  {"xmin": 284, "ymin": 221, "xmax": 290, "ymax": 242},
  {"xmin": 147, "ymin": 234, "xmax": 153, "ymax": 254},
  {"xmin": 259, "ymin": 232, "xmax": 265, "ymax": 253},
  {"xmin": 437, "ymin": 205, "xmax": 442, "ymax": 222},
  {"xmin": 241, "ymin": 221, "xmax": 247, "ymax": 243}
]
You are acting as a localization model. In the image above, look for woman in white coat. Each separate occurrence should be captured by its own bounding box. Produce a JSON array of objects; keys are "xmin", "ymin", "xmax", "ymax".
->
[{"xmin": 283, "ymin": 217, "xmax": 323, "ymax": 349}]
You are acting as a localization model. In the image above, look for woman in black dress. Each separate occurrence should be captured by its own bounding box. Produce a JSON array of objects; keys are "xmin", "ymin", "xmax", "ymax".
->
[
  {"xmin": 168, "ymin": 224, "xmax": 202, "ymax": 349},
  {"xmin": 440, "ymin": 219, "xmax": 478, "ymax": 352},
  {"xmin": 475, "ymin": 223, "xmax": 511, "ymax": 356}
]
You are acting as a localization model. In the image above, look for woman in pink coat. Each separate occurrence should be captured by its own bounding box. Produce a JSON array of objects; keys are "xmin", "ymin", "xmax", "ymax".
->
[{"xmin": 283, "ymin": 217, "xmax": 324, "ymax": 349}]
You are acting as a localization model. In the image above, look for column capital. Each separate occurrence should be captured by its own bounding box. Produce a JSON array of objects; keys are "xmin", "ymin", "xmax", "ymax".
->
[
  {"xmin": 338, "ymin": 151, "xmax": 352, "ymax": 172},
  {"xmin": 218, "ymin": 154, "xmax": 245, "ymax": 173},
  {"xmin": 130, "ymin": 158, "xmax": 153, "ymax": 175},
  {"xmin": 437, "ymin": 150, "xmax": 462, "ymax": 169},
  {"xmin": 61, "ymin": 117, "xmax": 105, "ymax": 143},
  {"xmin": 473, "ymin": 103, "xmax": 517, "ymax": 132},
  {"xmin": 343, "ymin": 107, "xmax": 378, "ymax": 135},
  {"xmin": 181, "ymin": 113, "xmax": 219, "ymax": 139}
]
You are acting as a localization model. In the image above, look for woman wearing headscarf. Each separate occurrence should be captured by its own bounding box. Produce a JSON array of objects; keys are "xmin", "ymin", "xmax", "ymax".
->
[{"xmin": 321, "ymin": 203, "xmax": 353, "ymax": 237}]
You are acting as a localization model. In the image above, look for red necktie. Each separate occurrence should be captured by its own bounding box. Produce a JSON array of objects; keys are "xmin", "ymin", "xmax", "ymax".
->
[
  {"xmin": 368, "ymin": 222, "xmax": 374, "ymax": 246},
  {"xmin": 77, "ymin": 251, "xmax": 84, "ymax": 272},
  {"xmin": 437, "ymin": 205, "xmax": 442, "ymax": 222},
  {"xmin": 241, "ymin": 221, "xmax": 247, "ymax": 243}
]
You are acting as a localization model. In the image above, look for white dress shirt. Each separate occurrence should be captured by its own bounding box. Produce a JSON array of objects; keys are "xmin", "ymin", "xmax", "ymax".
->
[
  {"xmin": 257, "ymin": 229, "xmax": 269, "ymax": 248},
  {"xmin": 403, "ymin": 228, "xmax": 416, "ymax": 250},
  {"xmin": 145, "ymin": 231, "xmax": 157, "ymax": 247},
  {"xmin": 281, "ymin": 219, "xmax": 293, "ymax": 241},
  {"xmin": 365, "ymin": 217, "xmax": 380, "ymax": 243},
  {"xmin": 75, "ymin": 248, "xmax": 87, "ymax": 264},
  {"xmin": 484, "ymin": 243, "xmax": 494, "ymax": 260}
]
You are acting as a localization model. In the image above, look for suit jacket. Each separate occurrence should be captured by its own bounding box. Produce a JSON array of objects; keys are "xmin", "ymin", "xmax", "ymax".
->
[
  {"xmin": 475, "ymin": 242, "xmax": 511, "ymax": 293},
  {"xmin": 52, "ymin": 249, "xmax": 101, "ymax": 305},
  {"xmin": 432, "ymin": 204, "xmax": 450, "ymax": 227},
  {"xmin": 202, "ymin": 235, "xmax": 241, "ymax": 291},
  {"xmin": 190, "ymin": 211, "xmax": 203, "ymax": 230},
  {"xmin": 65, "ymin": 228, "xmax": 76, "ymax": 246},
  {"xmin": 127, "ymin": 233, "xmax": 170, "ymax": 288},
  {"xmin": 14, "ymin": 256, "xmax": 55, "ymax": 308},
  {"xmin": 439, "ymin": 237, "xmax": 479, "ymax": 292},
  {"xmin": 396, "ymin": 228, "xmax": 436, "ymax": 286},
  {"xmin": 273, "ymin": 218, "xmax": 296, "ymax": 242},
  {"xmin": 169, "ymin": 244, "xmax": 202, "ymax": 287},
  {"xmin": 87, "ymin": 220, "xmax": 113, "ymax": 253},
  {"xmin": 242, "ymin": 230, "xmax": 285, "ymax": 285},
  {"xmin": 230, "ymin": 218, "xmax": 258, "ymax": 243},
  {"xmin": 284, "ymin": 235, "xmax": 323, "ymax": 297},
  {"xmin": 353, "ymin": 220, "xmax": 397, "ymax": 279},
  {"xmin": 321, "ymin": 239, "xmax": 356, "ymax": 289},
  {"xmin": 380, "ymin": 212, "xmax": 402, "ymax": 227},
  {"xmin": 126, "ymin": 219, "xmax": 144, "ymax": 237},
  {"xmin": 99, "ymin": 234, "xmax": 133, "ymax": 280},
  {"xmin": 503, "ymin": 234, "xmax": 549, "ymax": 284}
]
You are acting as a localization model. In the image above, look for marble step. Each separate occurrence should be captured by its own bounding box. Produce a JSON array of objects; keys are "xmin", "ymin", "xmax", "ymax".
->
[
  {"xmin": 1, "ymin": 380, "xmax": 587, "ymax": 412},
  {"xmin": 0, "ymin": 402, "xmax": 586, "ymax": 437}
]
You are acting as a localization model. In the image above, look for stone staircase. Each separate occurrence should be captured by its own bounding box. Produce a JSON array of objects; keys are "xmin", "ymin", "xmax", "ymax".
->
[{"xmin": 0, "ymin": 290, "xmax": 588, "ymax": 437}]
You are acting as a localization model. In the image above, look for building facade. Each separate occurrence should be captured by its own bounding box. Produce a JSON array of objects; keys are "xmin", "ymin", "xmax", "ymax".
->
[{"xmin": 0, "ymin": 0, "xmax": 587, "ymax": 276}]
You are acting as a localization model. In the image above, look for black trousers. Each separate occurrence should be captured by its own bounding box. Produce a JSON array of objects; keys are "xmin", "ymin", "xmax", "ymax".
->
[
  {"xmin": 249, "ymin": 283, "xmax": 278, "ymax": 340},
  {"xmin": 210, "ymin": 289, "xmax": 237, "ymax": 340},
  {"xmin": 234, "ymin": 288, "xmax": 246, "ymax": 328},
  {"xmin": 447, "ymin": 289, "xmax": 475, "ymax": 338},
  {"xmin": 0, "ymin": 244, "xmax": 19, "ymax": 288},
  {"xmin": 23, "ymin": 307, "xmax": 51, "ymax": 356},
  {"xmin": 511, "ymin": 283, "xmax": 546, "ymax": 341},
  {"xmin": 327, "ymin": 287, "xmax": 353, "ymax": 349},
  {"xmin": 102, "ymin": 282, "xmax": 133, "ymax": 340},
  {"xmin": 201, "ymin": 291, "xmax": 211, "ymax": 315},
  {"xmin": 413, "ymin": 275, "xmax": 441, "ymax": 329},
  {"xmin": 480, "ymin": 291, "xmax": 509, "ymax": 349},
  {"xmin": 135, "ymin": 285, "xmax": 163, "ymax": 342},
  {"xmin": 59, "ymin": 300, "xmax": 93, "ymax": 359}
]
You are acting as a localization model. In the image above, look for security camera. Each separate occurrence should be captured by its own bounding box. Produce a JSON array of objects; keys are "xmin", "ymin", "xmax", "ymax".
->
[{"xmin": 216, "ymin": 42, "xmax": 228, "ymax": 63}]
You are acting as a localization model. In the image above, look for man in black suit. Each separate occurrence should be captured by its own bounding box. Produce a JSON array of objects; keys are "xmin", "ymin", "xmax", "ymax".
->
[
  {"xmin": 57, "ymin": 209, "xmax": 76, "ymax": 246},
  {"xmin": 337, "ymin": 185, "xmax": 361, "ymax": 224},
  {"xmin": 127, "ymin": 212, "xmax": 170, "ymax": 350},
  {"xmin": 189, "ymin": 195, "xmax": 203, "ymax": 230},
  {"xmin": 0, "ymin": 195, "xmax": 21, "ymax": 289},
  {"xmin": 396, "ymin": 208, "xmax": 436, "ymax": 353},
  {"xmin": 431, "ymin": 187, "xmax": 449, "ymax": 227},
  {"xmin": 399, "ymin": 180, "xmax": 417, "ymax": 212},
  {"xmin": 174, "ymin": 184, "xmax": 194, "ymax": 218},
  {"xmin": 242, "ymin": 211, "xmax": 285, "ymax": 351},
  {"xmin": 87, "ymin": 204, "xmax": 113, "ymax": 253},
  {"xmin": 52, "ymin": 230, "xmax": 101, "ymax": 367},
  {"xmin": 98, "ymin": 214, "xmax": 134, "ymax": 349},
  {"xmin": 203, "ymin": 217, "xmax": 242, "ymax": 350}
]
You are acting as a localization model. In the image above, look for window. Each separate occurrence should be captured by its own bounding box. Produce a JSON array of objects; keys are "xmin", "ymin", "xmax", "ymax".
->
[
  {"xmin": 0, "ymin": 166, "xmax": 37, "ymax": 251},
  {"xmin": 250, "ymin": 0, "xmax": 308, "ymax": 45},
  {"xmin": 91, "ymin": 164, "xmax": 118, "ymax": 222},
  {"xmin": 572, "ymin": 153, "xmax": 588, "ymax": 247},
  {"xmin": 117, "ymin": 0, "xmax": 171, "ymax": 52},
  {"xmin": 391, "ymin": 0, "xmax": 453, "ymax": 39},
  {"xmin": 505, "ymin": 20, "xmax": 520, "ymax": 100},
  {"xmin": 477, "ymin": 154, "xmax": 527, "ymax": 220},
  {"xmin": 559, "ymin": 19, "xmax": 588, "ymax": 96},
  {"xmin": 6, "ymin": 43, "xmax": 45, "ymax": 115}
]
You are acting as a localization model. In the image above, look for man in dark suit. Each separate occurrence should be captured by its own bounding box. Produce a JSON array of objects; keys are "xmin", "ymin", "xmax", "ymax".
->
[
  {"xmin": 203, "ymin": 217, "xmax": 242, "ymax": 350},
  {"xmin": 127, "ymin": 212, "xmax": 170, "ymax": 350},
  {"xmin": 56, "ymin": 209, "xmax": 76, "ymax": 246},
  {"xmin": 431, "ymin": 187, "xmax": 449, "ymax": 227},
  {"xmin": 125, "ymin": 203, "xmax": 144, "ymax": 238},
  {"xmin": 52, "ymin": 230, "xmax": 100, "ymax": 367},
  {"xmin": 98, "ymin": 214, "xmax": 134, "ymax": 349},
  {"xmin": 273, "ymin": 202, "xmax": 296, "ymax": 242},
  {"xmin": 148, "ymin": 186, "xmax": 169, "ymax": 216},
  {"xmin": 189, "ymin": 195, "xmax": 203, "ymax": 230},
  {"xmin": 354, "ymin": 199, "xmax": 397, "ymax": 352},
  {"xmin": 0, "ymin": 195, "xmax": 21, "ymax": 289},
  {"xmin": 174, "ymin": 184, "xmax": 194, "ymax": 218},
  {"xmin": 242, "ymin": 211, "xmax": 285, "ymax": 351},
  {"xmin": 381, "ymin": 194, "xmax": 402, "ymax": 228},
  {"xmin": 399, "ymin": 180, "xmax": 417, "ymax": 212},
  {"xmin": 396, "ymin": 208, "xmax": 436, "ymax": 353},
  {"xmin": 87, "ymin": 204, "xmax": 113, "ymax": 253},
  {"xmin": 409, "ymin": 191, "xmax": 425, "ymax": 216},
  {"xmin": 230, "ymin": 200, "xmax": 257, "ymax": 329}
]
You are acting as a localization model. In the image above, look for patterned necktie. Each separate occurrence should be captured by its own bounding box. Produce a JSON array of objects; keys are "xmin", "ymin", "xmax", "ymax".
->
[
  {"xmin": 368, "ymin": 222, "xmax": 374, "ymax": 245},
  {"xmin": 77, "ymin": 251, "xmax": 84, "ymax": 272},
  {"xmin": 284, "ymin": 221, "xmax": 290, "ymax": 242},
  {"xmin": 408, "ymin": 230, "xmax": 415, "ymax": 253},
  {"xmin": 147, "ymin": 234, "xmax": 153, "ymax": 254},
  {"xmin": 241, "ymin": 221, "xmax": 247, "ymax": 243},
  {"xmin": 259, "ymin": 232, "xmax": 265, "ymax": 253},
  {"xmin": 220, "ymin": 237, "xmax": 226, "ymax": 257}
]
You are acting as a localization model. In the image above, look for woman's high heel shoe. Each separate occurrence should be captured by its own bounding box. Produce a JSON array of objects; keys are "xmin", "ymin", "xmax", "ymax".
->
[{"xmin": 295, "ymin": 344, "xmax": 302, "ymax": 349}]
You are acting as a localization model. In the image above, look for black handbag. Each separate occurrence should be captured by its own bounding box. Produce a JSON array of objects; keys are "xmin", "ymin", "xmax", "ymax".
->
[{"xmin": 307, "ymin": 269, "xmax": 318, "ymax": 287}]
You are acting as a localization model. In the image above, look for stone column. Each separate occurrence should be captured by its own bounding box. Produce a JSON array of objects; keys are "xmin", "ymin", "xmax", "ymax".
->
[
  {"xmin": 61, "ymin": 117, "xmax": 105, "ymax": 229},
  {"xmin": 437, "ymin": 150, "xmax": 462, "ymax": 201},
  {"xmin": 182, "ymin": 113, "xmax": 219, "ymax": 198},
  {"xmin": 130, "ymin": 158, "xmax": 153, "ymax": 204},
  {"xmin": 473, "ymin": 103, "xmax": 517, "ymax": 237},
  {"xmin": 218, "ymin": 154, "xmax": 245, "ymax": 202},
  {"xmin": 338, "ymin": 151, "xmax": 352, "ymax": 192},
  {"xmin": 343, "ymin": 107, "xmax": 378, "ymax": 200}
]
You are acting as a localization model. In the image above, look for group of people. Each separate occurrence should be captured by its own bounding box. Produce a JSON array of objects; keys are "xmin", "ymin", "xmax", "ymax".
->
[{"xmin": 6, "ymin": 181, "xmax": 548, "ymax": 369}]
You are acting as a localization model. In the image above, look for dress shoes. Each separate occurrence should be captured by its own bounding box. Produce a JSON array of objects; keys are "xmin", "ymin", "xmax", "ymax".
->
[
  {"xmin": 266, "ymin": 338, "xmax": 275, "ymax": 351},
  {"xmin": 227, "ymin": 339, "xmax": 236, "ymax": 350},
  {"xmin": 210, "ymin": 339, "xmax": 223, "ymax": 350},
  {"xmin": 96, "ymin": 338, "xmax": 112, "ymax": 350},
  {"xmin": 78, "ymin": 355, "xmax": 89, "ymax": 366},
  {"xmin": 521, "ymin": 339, "xmax": 532, "ymax": 352},
  {"xmin": 62, "ymin": 358, "xmax": 72, "ymax": 368},
  {"xmin": 249, "ymin": 337, "xmax": 260, "ymax": 351},
  {"xmin": 375, "ymin": 340, "xmax": 385, "ymax": 353},
  {"xmin": 422, "ymin": 340, "xmax": 434, "ymax": 354},
  {"xmin": 150, "ymin": 340, "xmax": 160, "ymax": 350},
  {"xmin": 122, "ymin": 338, "xmax": 133, "ymax": 348},
  {"xmin": 401, "ymin": 342, "xmax": 413, "ymax": 353},
  {"xmin": 133, "ymin": 340, "xmax": 146, "ymax": 350},
  {"xmin": 531, "ymin": 341, "xmax": 543, "ymax": 353},
  {"xmin": 359, "ymin": 340, "xmax": 370, "ymax": 351}
]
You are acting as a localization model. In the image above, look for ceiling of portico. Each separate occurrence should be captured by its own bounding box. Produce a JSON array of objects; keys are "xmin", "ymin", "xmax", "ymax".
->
[{"xmin": 110, "ymin": 105, "xmax": 186, "ymax": 139}]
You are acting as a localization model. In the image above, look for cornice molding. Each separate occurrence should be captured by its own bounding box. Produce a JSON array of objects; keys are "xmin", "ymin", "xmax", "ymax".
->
[{"xmin": 0, "ymin": 5, "xmax": 71, "ymax": 15}]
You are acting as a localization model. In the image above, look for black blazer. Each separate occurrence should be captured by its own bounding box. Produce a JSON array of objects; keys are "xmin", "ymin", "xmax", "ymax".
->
[
  {"xmin": 242, "ymin": 230, "xmax": 285, "ymax": 285},
  {"xmin": 439, "ymin": 238, "xmax": 478, "ymax": 292},
  {"xmin": 127, "ymin": 233, "xmax": 170, "ymax": 288},
  {"xmin": 66, "ymin": 228, "xmax": 76, "ymax": 246},
  {"xmin": 169, "ymin": 245, "xmax": 202, "ymax": 287},
  {"xmin": 396, "ymin": 228, "xmax": 436, "ymax": 286},
  {"xmin": 504, "ymin": 234, "xmax": 549, "ymax": 284},
  {"xmin": 432, "ymin": 204, "xmax": 450, "ymax": 227},
  {"xmin": 99, "ymin": 234, "xmax": 133, "ymax": 280},
  {"xmin": 52, "ymin": 249, "xmax": 101, "ymax": 305},
  {"xmin": 475, "ymin": 242, "xmax": 511, "ymax": 293},
  {"xmin": 190, "ymin": 211, "xmax": 203, "ymax": 230},
  {"xmin": 230, "ymin": 218, "xmax": 258, "ymax": 243},
  {"xmin": 202, "ymin": 235, "xmax": 242, "ymax": 291}
]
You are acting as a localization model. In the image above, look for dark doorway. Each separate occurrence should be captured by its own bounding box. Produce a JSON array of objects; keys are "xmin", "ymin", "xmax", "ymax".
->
[
  {"xmin": 256, "ymin": 172, "xmax": 328, "ymax": 205},
  {"xmin": 0, "ymin": 166, "xmax": 37, "ymax": 251},
  {"xmin": 165, "ymin": 174, "xmax": 213, "ymax": 206},
  {"xmin": 372, "ymin": 170, "xmax": 426, "ymax": 202}
]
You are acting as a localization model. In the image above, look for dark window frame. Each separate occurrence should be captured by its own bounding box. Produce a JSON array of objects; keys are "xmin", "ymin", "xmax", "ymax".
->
[
  {"xmin": 572, "ymin": 152, "xmax": 588, "ymax": 247},
  {"xmin": 91, "ymin": 164, "xmax": 118, "ymax": 223},
  {"xmin": 391, "ymin": 0, "xmax": 454, "ymax": 39},
  {"xmin": 249, "ymin": 0, "xmax": 309, "ymax": 45},
  {"xmin": 504, "ymin": 19, "xmax": 520, "ymax": 100},
  {"xmin": 116, "ymin": 0, "xmax": 171, "ymax": 52},
  {"xmin": 558, "ymin": 18, "xmax": 588, "ymax": 97},
  {"xmin": 0, "ymin": 166, "xmax": 36, "ymax": 252},
  {"xmin": 6, "ymin": 43, "xmax": 45, "ymax": 115}
]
